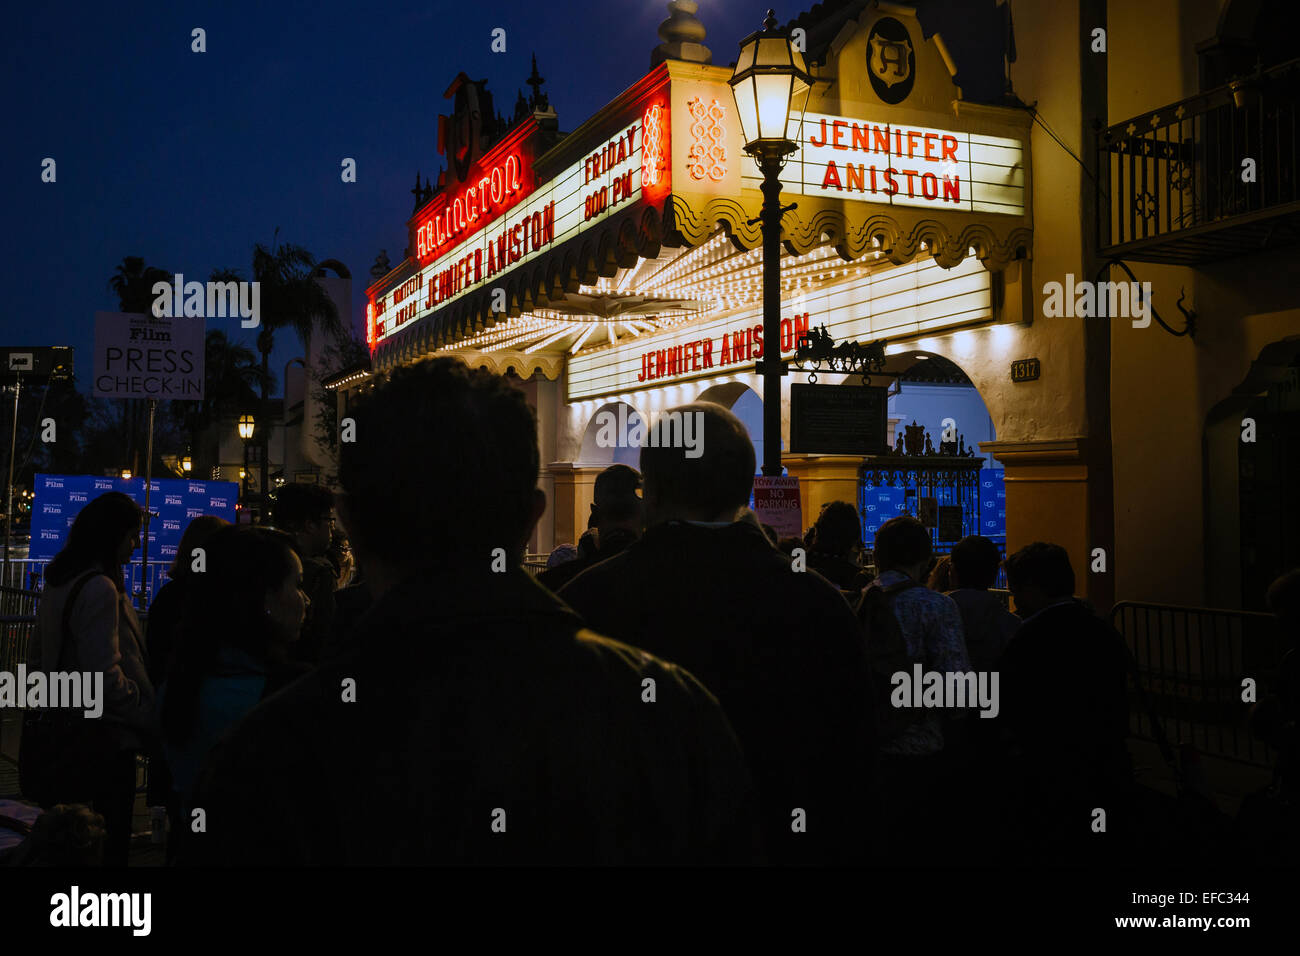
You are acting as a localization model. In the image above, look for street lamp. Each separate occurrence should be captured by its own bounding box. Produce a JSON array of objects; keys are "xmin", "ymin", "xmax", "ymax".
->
[
  {"xmin": 729, "ymin": 8, "xmax": 812, "ymax": 477},
  {"xmin": 120, "ymin": 469, "xmax": 132, "ymax": 480},
  {"xmin": 181, "ymin": 454, "xmax": 192, "ymax": 474},
  {"xmin": 237, "ymin": 413, "xmax": 255, "ymax": 520}
]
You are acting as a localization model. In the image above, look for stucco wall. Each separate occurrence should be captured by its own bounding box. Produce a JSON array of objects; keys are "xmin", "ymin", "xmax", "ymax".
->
[{"xmin": 1106, "ymin": 0, "xmax": 1300, "ymax": 606}]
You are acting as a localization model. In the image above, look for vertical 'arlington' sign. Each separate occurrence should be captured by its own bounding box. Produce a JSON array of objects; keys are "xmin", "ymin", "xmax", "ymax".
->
[{"xmin": 93, "ymin": 312, "xmax": 205, "ymax": 400}]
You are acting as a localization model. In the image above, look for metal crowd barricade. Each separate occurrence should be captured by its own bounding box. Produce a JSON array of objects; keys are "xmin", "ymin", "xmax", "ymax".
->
[
  {"xmin": 0, "ymin": 585, "xmax": 40, "ymax": 766},
  {"xmin": 0, "ymin": 586, "xmax": 39, "ymax": 675},
  {"xmin": 1111, "ymin": 601, "xmax": 1283, "ymax": 768}
]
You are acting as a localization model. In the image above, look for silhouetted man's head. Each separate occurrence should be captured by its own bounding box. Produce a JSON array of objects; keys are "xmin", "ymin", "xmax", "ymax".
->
[
  {"xmin": 591, "ymin": 464, "xmax": 643, "ymax": 533},
  {"xmin": 1004, "ymin": 542, "xmax": 1075, "ymax": 618},
  {"xmin": 337, "ymin": 358, "xmax": 542, "ymax": 588},
  {"xmin": 273, "ymin": 482, "xmax": 334, "ymax": 557},
  {"xmin": 950, "ymin": 535, "xmax": 1003, "ymax": 590},
  {"xmin": 872, "ymin": 515, "xmax": 933, "ymax": 581},
  {"xmin": 813, "ymin": 501, "xmax": 862, "ymax": 557},
  {"xmin": 639, "ymin": 402, "xmax": 755, "ymax": 525}
]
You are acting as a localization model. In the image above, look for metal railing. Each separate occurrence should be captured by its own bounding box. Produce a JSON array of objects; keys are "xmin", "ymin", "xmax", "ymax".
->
[
  {"xmin": 1, "ymin": 558, "xmax": 170, "ymax": 607},
  {"xmin": 0, "ymin": 595, "xmax": 38, "ymax": 762},
  {"xmin": 0, "ymin": 585, "xmax": 39, "ymax": 678},
  {"xmin": 1098, "ymin": 57, "xmax": 1300, "ymax": 263},
  {"xmin": 1111, "ymin": 601, "xmax": 1283, "ymax": 767}
]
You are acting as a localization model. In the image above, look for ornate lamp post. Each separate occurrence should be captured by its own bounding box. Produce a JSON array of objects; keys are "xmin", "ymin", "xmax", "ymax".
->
[
  {"xmin": 729, "ymin": 8, "xmax": 812, "ymax": 476},
  {"xmin": 237, "ymin": 413, "xmax": 255, "ymax": 519},
  {"xmin": 180, "ymin": 453, "xmax": 192, "ymax": 474}
]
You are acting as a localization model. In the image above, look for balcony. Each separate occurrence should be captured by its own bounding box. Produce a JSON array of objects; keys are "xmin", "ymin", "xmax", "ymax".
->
[{"xmin": 1097, "ymin": 58, "xmax": 1300, "ymax": 264}]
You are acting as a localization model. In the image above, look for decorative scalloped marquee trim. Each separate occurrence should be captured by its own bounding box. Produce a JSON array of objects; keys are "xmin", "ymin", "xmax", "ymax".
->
[
  {"xmin": 453, "ymin": 350, "xmax": 564, "ymax": 381},
  {"xmin": 670, "ymin": 194, "xmax": 1031, "ymax": 271}
]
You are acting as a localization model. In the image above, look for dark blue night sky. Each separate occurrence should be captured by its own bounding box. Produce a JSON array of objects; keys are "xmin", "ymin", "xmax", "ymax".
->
[{"xmin": 1, "ymin": 0, "xmax": 1000, "ymax": 395}]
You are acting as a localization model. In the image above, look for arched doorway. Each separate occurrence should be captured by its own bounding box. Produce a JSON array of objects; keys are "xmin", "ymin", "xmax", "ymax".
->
[
  {"xmin": 859, "ymin": 350, "xmax": 1004, "ymax": 561},
  {"xmin": 578, "ymin": 401, "xmax": 646, "ymax": 467},
  {"xmin": 696, "ymin": 382, "xmax": 766, "ymax": 472}
]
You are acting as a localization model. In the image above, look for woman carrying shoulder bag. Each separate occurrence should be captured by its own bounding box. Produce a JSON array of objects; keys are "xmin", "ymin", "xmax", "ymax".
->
[{"xmin": 21, "ymin": 491, "xmax": 155, "ymax": 867}]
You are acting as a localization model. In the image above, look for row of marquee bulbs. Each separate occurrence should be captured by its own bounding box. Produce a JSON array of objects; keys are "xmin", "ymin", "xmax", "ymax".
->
[{"xmin": 442, "ymin": 232, "xmax": 969, "ymax": 357}]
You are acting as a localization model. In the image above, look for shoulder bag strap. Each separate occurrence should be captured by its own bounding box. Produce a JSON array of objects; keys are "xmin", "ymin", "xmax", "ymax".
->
[{"xmin": 56, "ymin": 571, "xmax": 102, "ymax": 673}]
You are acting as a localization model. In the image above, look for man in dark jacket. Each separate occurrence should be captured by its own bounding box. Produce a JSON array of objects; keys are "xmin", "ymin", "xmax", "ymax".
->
[
  {"xmin": 537, "ymin": 464, "xmax": 643, "ymax": 593},
  {"xmin": 946, "ymin": 534, "xmax": 1019, "ymax": 671},
  {"xmin": 184, "ymin": 359, "xmax": 758, "ymax": 865},
  {"xmin": 999, "ymin": 542, "xmax": 1134, "ymax": 862},
  {"xmin": 560, "ymin": 402, "xmax": 877, "ymax": 864}
]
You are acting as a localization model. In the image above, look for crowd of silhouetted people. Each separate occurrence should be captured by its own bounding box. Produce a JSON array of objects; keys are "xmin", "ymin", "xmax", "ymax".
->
[{"xmin": 5, "ymin": 356, "xmax": 1299, "ymax": 866}]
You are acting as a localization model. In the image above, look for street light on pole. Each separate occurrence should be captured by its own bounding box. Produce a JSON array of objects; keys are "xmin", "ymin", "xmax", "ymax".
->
[
  {"xmin": 237, "ymin": 413, "xmax": 255, "ymax": 521},
  {"xmin": 729, "ymin": 8, "xmax": 812, "ymax": 477}
]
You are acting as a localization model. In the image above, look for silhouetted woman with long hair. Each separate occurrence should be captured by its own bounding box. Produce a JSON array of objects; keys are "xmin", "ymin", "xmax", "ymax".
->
[
  {"xmin": 142, "ymin": 514, "xmax": 230, "ymax": 843},
  {"xmin": 146, "ymin": 515, "xmax": 231, "ymax": 686},
  {"xmin": 157, "ymin": 526, "xmax": 307, "ymax": 846},
  {"xmin": 23, "ymin": 491, "xmax": 154, "ymax": 867}
]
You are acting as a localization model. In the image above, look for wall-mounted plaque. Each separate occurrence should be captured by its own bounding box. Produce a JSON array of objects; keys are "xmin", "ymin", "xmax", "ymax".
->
[
  {"xmin": 1011, "ymin": 357, "xmax": 1040, "ymax": 382},
  {"xmin": 790, "ymin": 383, "xmax": 889, "ymax": 455}
]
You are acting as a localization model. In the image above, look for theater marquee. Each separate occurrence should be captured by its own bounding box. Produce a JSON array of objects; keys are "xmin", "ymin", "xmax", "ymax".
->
[
  {"xmin": 766, "ymin": 112, "xmax": 1025, "ymax": 216},
  {"xmin": 568, "ymin": 256, "xmax": 992, "ymax": 401},
  {"xmin": 372, "ymin": 108, "xmax": 665, "ymax": 345}
]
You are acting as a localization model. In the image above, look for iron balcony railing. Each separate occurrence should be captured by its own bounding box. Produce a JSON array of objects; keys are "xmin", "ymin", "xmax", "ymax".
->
[{"xmin": 1097, "ymin": 57, "xmax": 1300, "ymax": 263}]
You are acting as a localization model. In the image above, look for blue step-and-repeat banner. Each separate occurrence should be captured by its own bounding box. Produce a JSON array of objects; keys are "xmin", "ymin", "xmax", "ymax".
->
[
  {"xmin": 860, "ymin": 468, "xmax": 1006, "ymax": 549},
  {"xmin": 29, "ymin": 474, "xmax": 239, "ymax": 596}
]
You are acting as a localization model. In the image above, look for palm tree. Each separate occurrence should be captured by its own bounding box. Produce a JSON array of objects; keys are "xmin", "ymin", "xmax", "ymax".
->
[
  {"xmin": 214, "ymin": 231, "xmax": 342, "ymax": 501},
  {"xmin": 108, "ymin": 256, "xmax": 172, "ymax": 472},
  {"xmin": 171, "ymin": 331, "xmax": 272, "ymax": 476}
]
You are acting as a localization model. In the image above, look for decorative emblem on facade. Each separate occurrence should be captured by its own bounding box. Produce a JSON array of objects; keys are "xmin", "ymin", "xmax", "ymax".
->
[
  {"xmin": 439, "ymin": 75, "xmax": 485, "ymax": 186},
  {"xmin": 643, "ymin": 104, "xmax": 666, "ymax": 189},
  {"xmin": 790, "ymin": 324, "xmax": 887, "ymax": 384},
  {"xmin": 686, "ymin": 97, "xmax": 727, "ymax": 182},
  {"xmin": 866, "ymin": 17, "xmax": 915, "ymax": 104},
  {"xmin": 902, "ymin": 421, "xmax": 926, "ymax": 457}
]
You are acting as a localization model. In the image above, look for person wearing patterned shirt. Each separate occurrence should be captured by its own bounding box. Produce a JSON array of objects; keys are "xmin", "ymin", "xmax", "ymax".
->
[
  {"xmin": 859, "ymin": 515, "xmax": 970, "ymax": 859},
  {"xmin": 864, "ymin": 516, "xmax": 970, "ymax": 755}
]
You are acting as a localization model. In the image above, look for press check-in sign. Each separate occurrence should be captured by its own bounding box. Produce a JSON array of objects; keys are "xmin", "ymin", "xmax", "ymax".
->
[{"xmin": 93, "ymin": 312, "xmax": 205, "ymax": 400}]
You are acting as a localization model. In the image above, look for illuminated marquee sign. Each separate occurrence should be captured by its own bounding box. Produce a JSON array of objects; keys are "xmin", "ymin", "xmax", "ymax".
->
[
  {"xmin": 414, "ymin": 153, "xmax": 529, "ymax": 262},
  {"xmin": 636, "ymin": 313, "xmax": 810, "ymax": 384},
  {"xmin": 374, "ymin": 109, "xmax": 664, "ymax": 344},
  {"xmin": 568, "ymin": 255, "xmax": 991, "ymax": 400},
  {"xmin": 583, "ymin": 127, "xmax": 639, "ymax": 220},
  {"xmin": 741, "ymin": 111, "xmax": 1025, "ymax": 216},
  {"xmin": 642, "ymin": 104, "xmax": 666, "ymax": 188}
]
